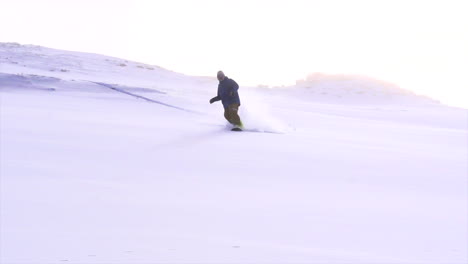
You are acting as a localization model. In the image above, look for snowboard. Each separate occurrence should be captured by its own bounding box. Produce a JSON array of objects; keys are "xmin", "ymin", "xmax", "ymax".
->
[{"xmin": 231, "ymin": 127, "xmax": 243, "ymax": 132}]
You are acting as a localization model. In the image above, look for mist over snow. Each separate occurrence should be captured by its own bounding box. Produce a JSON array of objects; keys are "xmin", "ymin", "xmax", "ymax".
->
[
  {"xmin": 1, "ymin": 43, "xmax": 467, "ymax": 264},
  {"xmin": 267, "ymin": 72, "xmax": 439, "ymax": 106}
]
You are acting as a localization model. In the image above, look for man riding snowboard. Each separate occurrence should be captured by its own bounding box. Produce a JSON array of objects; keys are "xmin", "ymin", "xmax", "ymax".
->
[{"xmin": 209, "ymin": 71, "xmax": 243, "ymax": 131}]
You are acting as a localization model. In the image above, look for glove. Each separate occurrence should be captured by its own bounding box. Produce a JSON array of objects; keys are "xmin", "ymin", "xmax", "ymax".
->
[{"xmin": 209, "ymin": 98, "xmax": 216, "ymax": 104}]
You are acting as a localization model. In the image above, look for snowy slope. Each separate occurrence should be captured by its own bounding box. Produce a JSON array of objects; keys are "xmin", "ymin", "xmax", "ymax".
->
[
  {"xmin": 1, "ymin": 43, "xmax": 467, "ymax": 264},
  {"xmin": 0, "ymin": 42, "xmax": 193, "ymax": 84}
]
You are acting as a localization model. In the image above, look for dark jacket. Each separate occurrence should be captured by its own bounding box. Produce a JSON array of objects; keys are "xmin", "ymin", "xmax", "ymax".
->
[{"xmin": 211, "ymin": 77, "xmax": 241, "ymax": 109}]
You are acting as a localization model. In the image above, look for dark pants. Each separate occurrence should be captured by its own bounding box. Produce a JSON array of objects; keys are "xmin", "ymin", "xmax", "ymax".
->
[{"xmin": 224, "ymin": 103, "xmax": 242, "ymax": 126}]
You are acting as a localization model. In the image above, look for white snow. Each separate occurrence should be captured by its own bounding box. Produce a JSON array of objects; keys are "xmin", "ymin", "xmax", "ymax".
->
[{"xmin": 1, "ymin": 43, "xmax": 467, "ymax": 263}]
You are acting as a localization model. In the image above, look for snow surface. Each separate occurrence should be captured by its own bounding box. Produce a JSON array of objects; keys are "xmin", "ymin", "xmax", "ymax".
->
[{"xmin": 1, "ymin": 43, "xmax": 467, "ymax": 263}]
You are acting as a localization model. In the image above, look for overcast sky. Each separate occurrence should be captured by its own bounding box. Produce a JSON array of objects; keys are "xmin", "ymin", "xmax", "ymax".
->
[{"xmin": 1, "ymin": 0, "xmax": 467, "ymax": 107}]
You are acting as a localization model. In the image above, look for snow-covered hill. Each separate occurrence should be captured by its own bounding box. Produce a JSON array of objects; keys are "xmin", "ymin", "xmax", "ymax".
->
[
  {"xmin": 1, "ymin": 43, "xmax": 467, "ymax": 264},
  {"xmin": 0, "ymin": 42, "xmax": 439, "ymax": 107},
  {"xmin": 0, "ymin": 42, "xmax": 193, "ymax": 84}
]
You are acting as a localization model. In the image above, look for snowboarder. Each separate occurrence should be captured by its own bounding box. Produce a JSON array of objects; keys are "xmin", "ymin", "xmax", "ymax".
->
[{"xmin": 209, "ymin": 71, "xmax": 243, "ymax": 131}]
